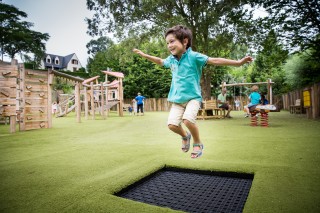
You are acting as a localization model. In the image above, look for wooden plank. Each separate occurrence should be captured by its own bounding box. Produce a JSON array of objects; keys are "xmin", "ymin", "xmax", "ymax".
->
[
  {"xmin": 25, "ymin": 121, "xmax": 48, "ymax": 130},
  {"xmin": 25, "ymin": 69, "xmax": 48, "ymax": 77},
  {"xmin": 25, "ymin": 99, "xmax": 48, "ymax": 107},
  {"xmin": 25, "ymin": 106, "xmax": 48, "ymax": 114},
  {"xmin": 25, "ymin": 84, "xmax": 48, "ymax": 92},
  {"xmin": 0, "ymin": 98, "xmax": 16, "ymax": 105},
  {"xmin": 0, "ymin": 106, "xmax": 16, "ymax": 116},
  {"xmin": 0, "ymin": 68, "xmax": 18, "ymax": 77},
  {"xmin": 0, "ymin": 78, "xmax": 17, "ymax": 87},
  {"xmin": 10, "ymin": 115, "xmax": 16, "ymax": 133},
  {"xmin": 25, "ymin": 113, "xmax": 48, "ymax": 121},
  {"xmin": 25, "ymin": 77, "xmax": 48, "ymax": 84},
  {"xmin": 0, "ymin": 88, "xmax": 16, "ymax": 98},
  {"xmin": 25, "ymin": 91, "xmax": 48, "ymax": 99}
]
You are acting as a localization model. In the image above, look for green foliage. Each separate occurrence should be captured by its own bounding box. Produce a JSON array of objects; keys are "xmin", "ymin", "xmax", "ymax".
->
[
  {"xmin": 0, "ymin": 2, "xmax": 49, "ymax": 64},
  {"xmin": 253, "ymin": 0, "xmax": 320, "ymax": 60},
  {"xmin": 86, "ymin": 36, "xmax": 114, "ymax": 57},
  {"xmin": 284, "ymin": 51, "xmax": 320, "ymax": 90},
  {"xmin": 52, "ymin": 77, "xmax": 73, "ymax": 94},
  {"xmin": 249, "ymin": 30, "xmax": 288, "ymax": 94}
]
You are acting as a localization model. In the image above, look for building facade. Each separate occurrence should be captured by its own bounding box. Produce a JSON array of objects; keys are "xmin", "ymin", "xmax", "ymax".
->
[{"xmin": 40, "ymin": 53, "xmax": 82, "ymax": 71}]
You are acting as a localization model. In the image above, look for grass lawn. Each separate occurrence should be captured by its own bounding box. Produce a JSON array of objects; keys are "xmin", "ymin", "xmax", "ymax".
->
[{"xmin": 0, "ymin": 111, "xmax": 320, "ymax": 213}]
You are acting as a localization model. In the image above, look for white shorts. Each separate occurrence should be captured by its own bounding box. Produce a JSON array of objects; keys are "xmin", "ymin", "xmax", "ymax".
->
[{"xmin": 167, "ymin": 100, "xmax": 201, "ymax": 126}]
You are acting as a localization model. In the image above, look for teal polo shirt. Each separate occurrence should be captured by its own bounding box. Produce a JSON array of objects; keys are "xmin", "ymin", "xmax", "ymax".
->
[{"xmin": 163, "ymin": 48, "xmax": 208, "ymax": 103}]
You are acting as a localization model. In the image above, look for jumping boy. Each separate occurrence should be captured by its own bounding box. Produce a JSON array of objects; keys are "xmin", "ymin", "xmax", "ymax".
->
[{"xmin": 133, "ymin": 25, "xmax": 253, "ymax": 158}]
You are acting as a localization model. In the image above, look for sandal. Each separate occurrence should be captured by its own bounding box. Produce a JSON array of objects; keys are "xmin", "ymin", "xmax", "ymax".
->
[
  {"xmin": 181, "ymin": 132, "xmax": 191, "ymax": 153},
  {"xmin": 191, "ymin": 143, "xmax": 204, "ymax": 159}
]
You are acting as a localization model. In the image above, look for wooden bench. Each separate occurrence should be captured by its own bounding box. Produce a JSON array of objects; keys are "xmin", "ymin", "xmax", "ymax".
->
[
  {"xmin": 197, "ymin": 100, "xmax": 225, "ymax": 120},
  {"xmin": 290, "ymin": 99, "xmax": 302, "ymax": 114}
]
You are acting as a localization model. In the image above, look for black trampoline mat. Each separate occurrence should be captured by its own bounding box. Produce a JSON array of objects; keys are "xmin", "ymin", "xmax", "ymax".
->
[{"xmin": 116, "ymin": 168, "xmax": 253, "ymax": 213}]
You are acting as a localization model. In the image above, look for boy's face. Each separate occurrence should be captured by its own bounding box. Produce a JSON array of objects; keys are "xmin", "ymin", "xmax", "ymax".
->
[{"xmin": 165, "ymin": 33, "xmax": 188, "ymax": 58}]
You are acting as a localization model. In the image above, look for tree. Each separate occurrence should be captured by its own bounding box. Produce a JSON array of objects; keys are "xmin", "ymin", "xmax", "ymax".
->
[
  {"xmin": 249, "ymin": 30, "xmax": 288, "ymax": 94},
  {"xmin": 86, "ymin": 36, "xmax": 114, "ymax": 57},
  {"xmin": 253, "ymin": 0, "xmax": 320, "ymax": 59},
  {"xmin": 0, "ymin": 3, "xmax": 49, "ymax": 64},
  {"xmin": 284, "ymin": 51, "xmax": 320, "ymax": 90},
  {"xmin": 86, "ymin": 0, "xmax": 257, "ymax": 99}
]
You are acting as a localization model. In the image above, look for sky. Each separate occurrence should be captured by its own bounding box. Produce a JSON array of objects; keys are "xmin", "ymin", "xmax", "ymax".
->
[{"xmin": 3, "ymin": 0, "xmax": 94, "ymax": 67}]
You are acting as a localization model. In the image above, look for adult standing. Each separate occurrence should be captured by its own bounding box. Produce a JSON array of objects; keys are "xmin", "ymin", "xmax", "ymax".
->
[
  {"xmin": 218, "ymin": 88, "xmax": 232, "ymax": 118},
  {"xmin": 135, "ymin": 93, "xmax": 146, "ymax": 116}
]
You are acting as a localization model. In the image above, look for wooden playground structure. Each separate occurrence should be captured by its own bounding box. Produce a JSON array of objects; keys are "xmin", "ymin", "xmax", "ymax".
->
[{"xmin": 0, "ymin": 59, "xmax": 125, "ymax": 133}]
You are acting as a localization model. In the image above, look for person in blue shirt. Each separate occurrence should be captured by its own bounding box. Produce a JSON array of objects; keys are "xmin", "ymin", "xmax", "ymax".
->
[
  {"xmin": 135, "ymin": 93, "xmax": 145, "ymax": 116},
  {"xmin": 133, "ymin": 25, "xmax": 253, "ymax": 159},
  {"xmin": 260, "ymin": 94, "xmax": 269, "ymax": 105},
  {"xmin": 244, "ymin": 85, "xmax": 261, "ymax": 117}
]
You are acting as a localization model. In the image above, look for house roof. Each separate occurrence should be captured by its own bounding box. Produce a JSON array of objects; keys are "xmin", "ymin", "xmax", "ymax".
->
[{"xmin": 43, "ymin": 53, "xmax": 79, "ymax": 69}]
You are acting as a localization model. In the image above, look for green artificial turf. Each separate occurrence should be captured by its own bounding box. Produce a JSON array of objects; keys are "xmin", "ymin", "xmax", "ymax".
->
[{"xmin": 0, "ymin": 111, "xmax": 319, "ymax": 213}]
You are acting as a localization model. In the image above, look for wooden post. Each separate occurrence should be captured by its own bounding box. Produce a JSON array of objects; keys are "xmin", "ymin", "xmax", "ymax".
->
[
  {"xmin": 47, "ymin": 73, "xmax": 53, "ymax": 128},
  {"xmin": 19, "ymin": 63, "xmax": 25, "ymax": 131},
  {"xmin": 105, "ymin": 74, "xmax": 109, "ymax": 117},
  {"xmin": 9, "ymin": 115, "xmax": 16, "ymax": 133},
  {"xmin": 313, "ymin": 83, "xmax": 319, "ymax": 119},
  {"xmin": 101, "ymin": 84, "xmax": 105, "ymax": 119},
  {"xmin": 268, "ymin": 79, "xmax": 273, "ymax": 104},
  {"xmin": 90, "ymin": 82, "xmax": 95, "ymax": 120},
  {"xmin": 119, "ymin": 77, "xmax": 124, "ymax": 116},
  {"xmin": 84, "ymin": 86, "xmax": 88, "ymax": 120},
  {"xmin": 75, "ymin": 82, "xmax": 81, "ymax": 123}
]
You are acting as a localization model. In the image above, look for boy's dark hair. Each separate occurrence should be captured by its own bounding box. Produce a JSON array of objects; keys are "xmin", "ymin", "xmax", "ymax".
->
[{"xmin": 165, "ymin": 25, "xmax": 192, "ymax": 49}]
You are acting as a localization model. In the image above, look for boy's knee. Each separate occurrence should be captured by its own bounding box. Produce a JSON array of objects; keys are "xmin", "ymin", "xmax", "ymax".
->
[
  {"xmin": 183, "ymin": 119, "xmax": 192, "ymax": 126},
  {"xmin": 168, "ymin": 124, "xmax": 176, "ymax": 131}
]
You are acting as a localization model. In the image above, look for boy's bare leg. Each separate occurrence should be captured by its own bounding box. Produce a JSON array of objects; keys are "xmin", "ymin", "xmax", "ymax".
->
[
  {"xmin": 183, "ymin": 119, "xmax": 202, "ymax": 152},
  {"xmin": 168, "ymin": 124, "xmax": 192, "ymax": 150},
  {"xmin": 168, "ymin": 124, "xmax": 188, "ymax": 138}
]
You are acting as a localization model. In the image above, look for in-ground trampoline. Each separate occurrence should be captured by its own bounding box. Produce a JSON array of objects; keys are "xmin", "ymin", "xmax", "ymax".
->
[{"xmin": 116, "ymin": 168, "xmax": 254, "ymax": 213}]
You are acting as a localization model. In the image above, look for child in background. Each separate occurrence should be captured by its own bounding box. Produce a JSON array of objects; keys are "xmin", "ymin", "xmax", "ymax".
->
[
  {"xmin": 133, "ymin": 25, "xmax": 253, "ymax": 158},
  {"xmin": 245, "ymin": 85, "xmax": 261, "ymax": 117},
  {"xmin": 128, "ymin": 105, "xmax": 133, "ymax": 115}
]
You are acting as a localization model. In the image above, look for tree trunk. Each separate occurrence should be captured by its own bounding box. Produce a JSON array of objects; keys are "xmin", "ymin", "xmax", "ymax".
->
[{"xmin": 200, "ymin": 70, "xmax": 212, "ymax": 101}]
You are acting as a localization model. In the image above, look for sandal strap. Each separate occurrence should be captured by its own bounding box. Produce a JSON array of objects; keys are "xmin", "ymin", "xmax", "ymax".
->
[{"xmin": 181, "ymin": 132, "xmax": 191, "ymax": 140}]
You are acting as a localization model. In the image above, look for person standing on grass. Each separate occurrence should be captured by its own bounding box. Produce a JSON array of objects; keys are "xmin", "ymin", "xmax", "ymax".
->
[
  {"xmin": 235, "ymin": 98, "xmax": 241, "ymax": 111},
  {"xmin": 133, "ymin": 25, "xmax": 253, "ymax": 159},
  {"xmin": 218, "ymin": 88, "xmax": 232, "ymax": 118},
  {"xmin": 135, "ymin": 93, "xmax": 146, "ymax": 116}
]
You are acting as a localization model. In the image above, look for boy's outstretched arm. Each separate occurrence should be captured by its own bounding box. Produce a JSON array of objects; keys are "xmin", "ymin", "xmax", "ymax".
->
[
  {"xmin": 207, "ymin": 56, "xmax": 253, "ymax": 66},
  {"xmin": 133, "ymin": 49, "xmax": 164, "ymax": 65}
]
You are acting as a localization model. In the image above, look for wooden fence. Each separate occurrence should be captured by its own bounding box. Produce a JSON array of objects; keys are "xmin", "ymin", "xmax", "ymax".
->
[{"xmin": 280, "ymin": 82, "xmax": 320, "ymax": 119}]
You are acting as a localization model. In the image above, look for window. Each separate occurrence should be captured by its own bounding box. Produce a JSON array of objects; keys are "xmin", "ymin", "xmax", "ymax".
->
[
  {"xmin": 73, "ymin": 67, "xmax": 77, "ymax": 72},
  {"xmin": 54, "ymin": 57, "xmax": 59, "ymax": 65},
  {"xmin": 72, "ymin": 59, "xmax": 78, "ymax": 65},
  {"xmin": 46, "ymin": 56, "xmax": 51, "ymax": 63}
]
